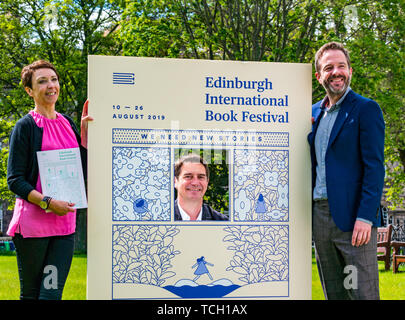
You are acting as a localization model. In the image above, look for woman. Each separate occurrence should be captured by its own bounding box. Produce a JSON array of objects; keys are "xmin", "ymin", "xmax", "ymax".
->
[{"xmin": 6, "ymin": 60, "xmax": 92, "ymax": 300}]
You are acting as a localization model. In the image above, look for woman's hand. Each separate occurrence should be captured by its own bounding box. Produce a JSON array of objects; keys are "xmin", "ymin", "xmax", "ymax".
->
[
  {"xmin": 28, "ymin": 190, "xmax": 76, "ymax": 216},
  {"xmin": 81, "ymin": 99, "xmax": 93, "ymax": 149},
  {"xmin": 48, "ymin": 199, "xmax": 76, "ymax": 216}
]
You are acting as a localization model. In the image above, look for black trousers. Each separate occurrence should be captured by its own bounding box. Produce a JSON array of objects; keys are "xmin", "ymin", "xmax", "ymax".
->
[{"xmin": 12, "ymin": 233, "xmax": 75, "ymax": 300}]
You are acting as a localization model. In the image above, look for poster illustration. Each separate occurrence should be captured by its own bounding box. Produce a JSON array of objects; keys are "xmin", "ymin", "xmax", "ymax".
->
[{"xmin": 87, "ymin": 56, "xmax": 312, "ymax": 299}]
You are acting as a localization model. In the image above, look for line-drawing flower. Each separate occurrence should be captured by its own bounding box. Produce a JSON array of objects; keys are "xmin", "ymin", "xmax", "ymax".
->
[
  {"xmin": 234, "ymin": 149, "xmax": 289, "ymax": 221},
  {"xmin": 234, "ymin": 189, "xmax": 251, "ymax": 220},
  {"xmin": 112, "ymin": 225, "xmax": 181, "ymax": 286},
  {"xmin": 112, "ymin": 147, "xmax": 171, "ymax": 221},
  {"xmin": 223, "ymin": 226, "xmax": 289, "ymax": 284}
]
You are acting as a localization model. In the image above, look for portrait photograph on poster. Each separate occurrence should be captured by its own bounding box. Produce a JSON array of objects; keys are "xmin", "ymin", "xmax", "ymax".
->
[{"xmin": 173, "ymin": 148, "xmax": 229, "ymax": 222}]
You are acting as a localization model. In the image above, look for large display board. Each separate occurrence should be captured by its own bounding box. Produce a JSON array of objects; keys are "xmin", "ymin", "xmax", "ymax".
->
[{"xmin": 87, "ymin": 56, "xmax": 312, "ymax": 299}]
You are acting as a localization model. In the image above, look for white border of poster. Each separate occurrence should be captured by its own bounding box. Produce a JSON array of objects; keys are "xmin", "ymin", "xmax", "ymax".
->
[{"xmin": 87, "ymin": 56, "xmax": 312, "ymax": 300}]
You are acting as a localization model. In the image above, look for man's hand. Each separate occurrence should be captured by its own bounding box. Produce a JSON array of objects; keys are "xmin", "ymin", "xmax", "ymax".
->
[{"xmin": 351, "ymin": 220, "xmax": 372, "ymax": 247}]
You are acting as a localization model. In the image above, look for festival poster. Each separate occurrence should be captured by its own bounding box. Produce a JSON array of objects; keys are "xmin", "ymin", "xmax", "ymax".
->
[{"xmin": 87, "ymin": 56, "xmax": 312, "ymax": 300}]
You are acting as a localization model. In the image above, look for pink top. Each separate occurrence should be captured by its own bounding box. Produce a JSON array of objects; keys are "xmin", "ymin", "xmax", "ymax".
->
[{"xmin": 7, "ymin": 110, "xmax": 79, "ymax": 238}]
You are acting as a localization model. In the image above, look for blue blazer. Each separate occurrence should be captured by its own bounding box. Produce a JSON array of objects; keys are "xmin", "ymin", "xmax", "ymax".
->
[{"xmin": 308, "ymin": 90, "xmax": 385, "ymax": 232}]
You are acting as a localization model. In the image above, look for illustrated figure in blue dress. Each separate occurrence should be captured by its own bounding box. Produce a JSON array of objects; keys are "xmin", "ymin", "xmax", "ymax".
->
[
  {"xmin": 255, "ymin": 193, "xmax": 267, "ymax": 220},
  {"xmin": 192, "ymin": 256, "xmax": 214, "ymax": 281}
]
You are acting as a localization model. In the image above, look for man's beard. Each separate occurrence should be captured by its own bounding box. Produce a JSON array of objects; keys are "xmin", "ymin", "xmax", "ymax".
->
[{"xmin": 322, "ymin": 74, "xmax": 351, "ymax": 99}]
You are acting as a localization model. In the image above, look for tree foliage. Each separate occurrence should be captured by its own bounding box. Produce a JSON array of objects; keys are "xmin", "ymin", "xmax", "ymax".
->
[
  {"xmin": 0, "ymin": 0, "xmax": 403, "ymax": 208},
  {"xmin": 344, "ymin": 1, "xmax": 405, "ymax": 207},
  {"xmin": 0, "ymin": 0, "xmax": 122, "ymax": 122},
  {"xmin": 118, "ymin": 0, "xmax": 404, "ymax": 208}
]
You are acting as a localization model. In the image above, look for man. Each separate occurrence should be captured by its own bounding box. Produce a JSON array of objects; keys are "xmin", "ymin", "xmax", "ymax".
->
[
  {"xmin": 174, "ymin": 154, "xmax": 228, "ymax": 221},
  {"xmin": 308, "ymin": 42, "xmax": 385, "ymax": 299}
]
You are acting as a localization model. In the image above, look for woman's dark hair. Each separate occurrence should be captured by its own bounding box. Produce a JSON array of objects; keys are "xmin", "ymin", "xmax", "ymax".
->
[{"xmin": 21, "ymin": 60, "xmax": 59, "ymax": 89}]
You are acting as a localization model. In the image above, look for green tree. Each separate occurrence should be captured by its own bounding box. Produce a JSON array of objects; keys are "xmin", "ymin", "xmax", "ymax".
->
[
  {"xmin": 1, "ymin": 0, "xmax": 403, "ymax": 209},
  {"xmin": 0, "ymin": 0, "xmax": 123, "ymax": 207},
  {"xmin": 0, "ymin": 0, "xmax": 122, "ymax": 122},
  {"xmin": 347, "ymin": 0, "xmax": 405, "ymax": 208},
  {"xmin": 119, "ymin": 0, "xmax": 404, "ymax": 208},
  {"xmin": 119, "ymin": 0, "xmax": 332, "ymax": 61}
]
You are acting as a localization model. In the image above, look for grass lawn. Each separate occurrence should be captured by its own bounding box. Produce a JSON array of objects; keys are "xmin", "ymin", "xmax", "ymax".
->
[
  {"xmin": 1, "ymin": 251, "xmax": 404, "ymax": 300},
  {"xmin": 0, "ymin": 252, "xmax": 86, "ymax": 300},
  {"xmin": 312, "ymin": 251, "xmax": 405, "ymax": 300},
  {"xmin": 0, "ymin": 253, "xmax": 20, "ymax": 300}
]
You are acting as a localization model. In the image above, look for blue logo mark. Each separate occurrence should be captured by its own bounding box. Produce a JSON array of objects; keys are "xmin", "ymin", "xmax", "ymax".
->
[{"xmin": 113, "ymin": 72, "xmax": 135, "ymax": 85}]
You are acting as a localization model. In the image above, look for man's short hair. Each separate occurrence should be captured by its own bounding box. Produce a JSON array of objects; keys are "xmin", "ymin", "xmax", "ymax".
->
[
  {"xmin": 314, "ymin": 42, "xmax": 351, "ymax": 73},
  {"xmin": 174, "ymin": 154, "xmax": 209, "ymax": 180},
  {"xmin": 21, "ymin": 60, "xmax": 59, "ymax": 89}
]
